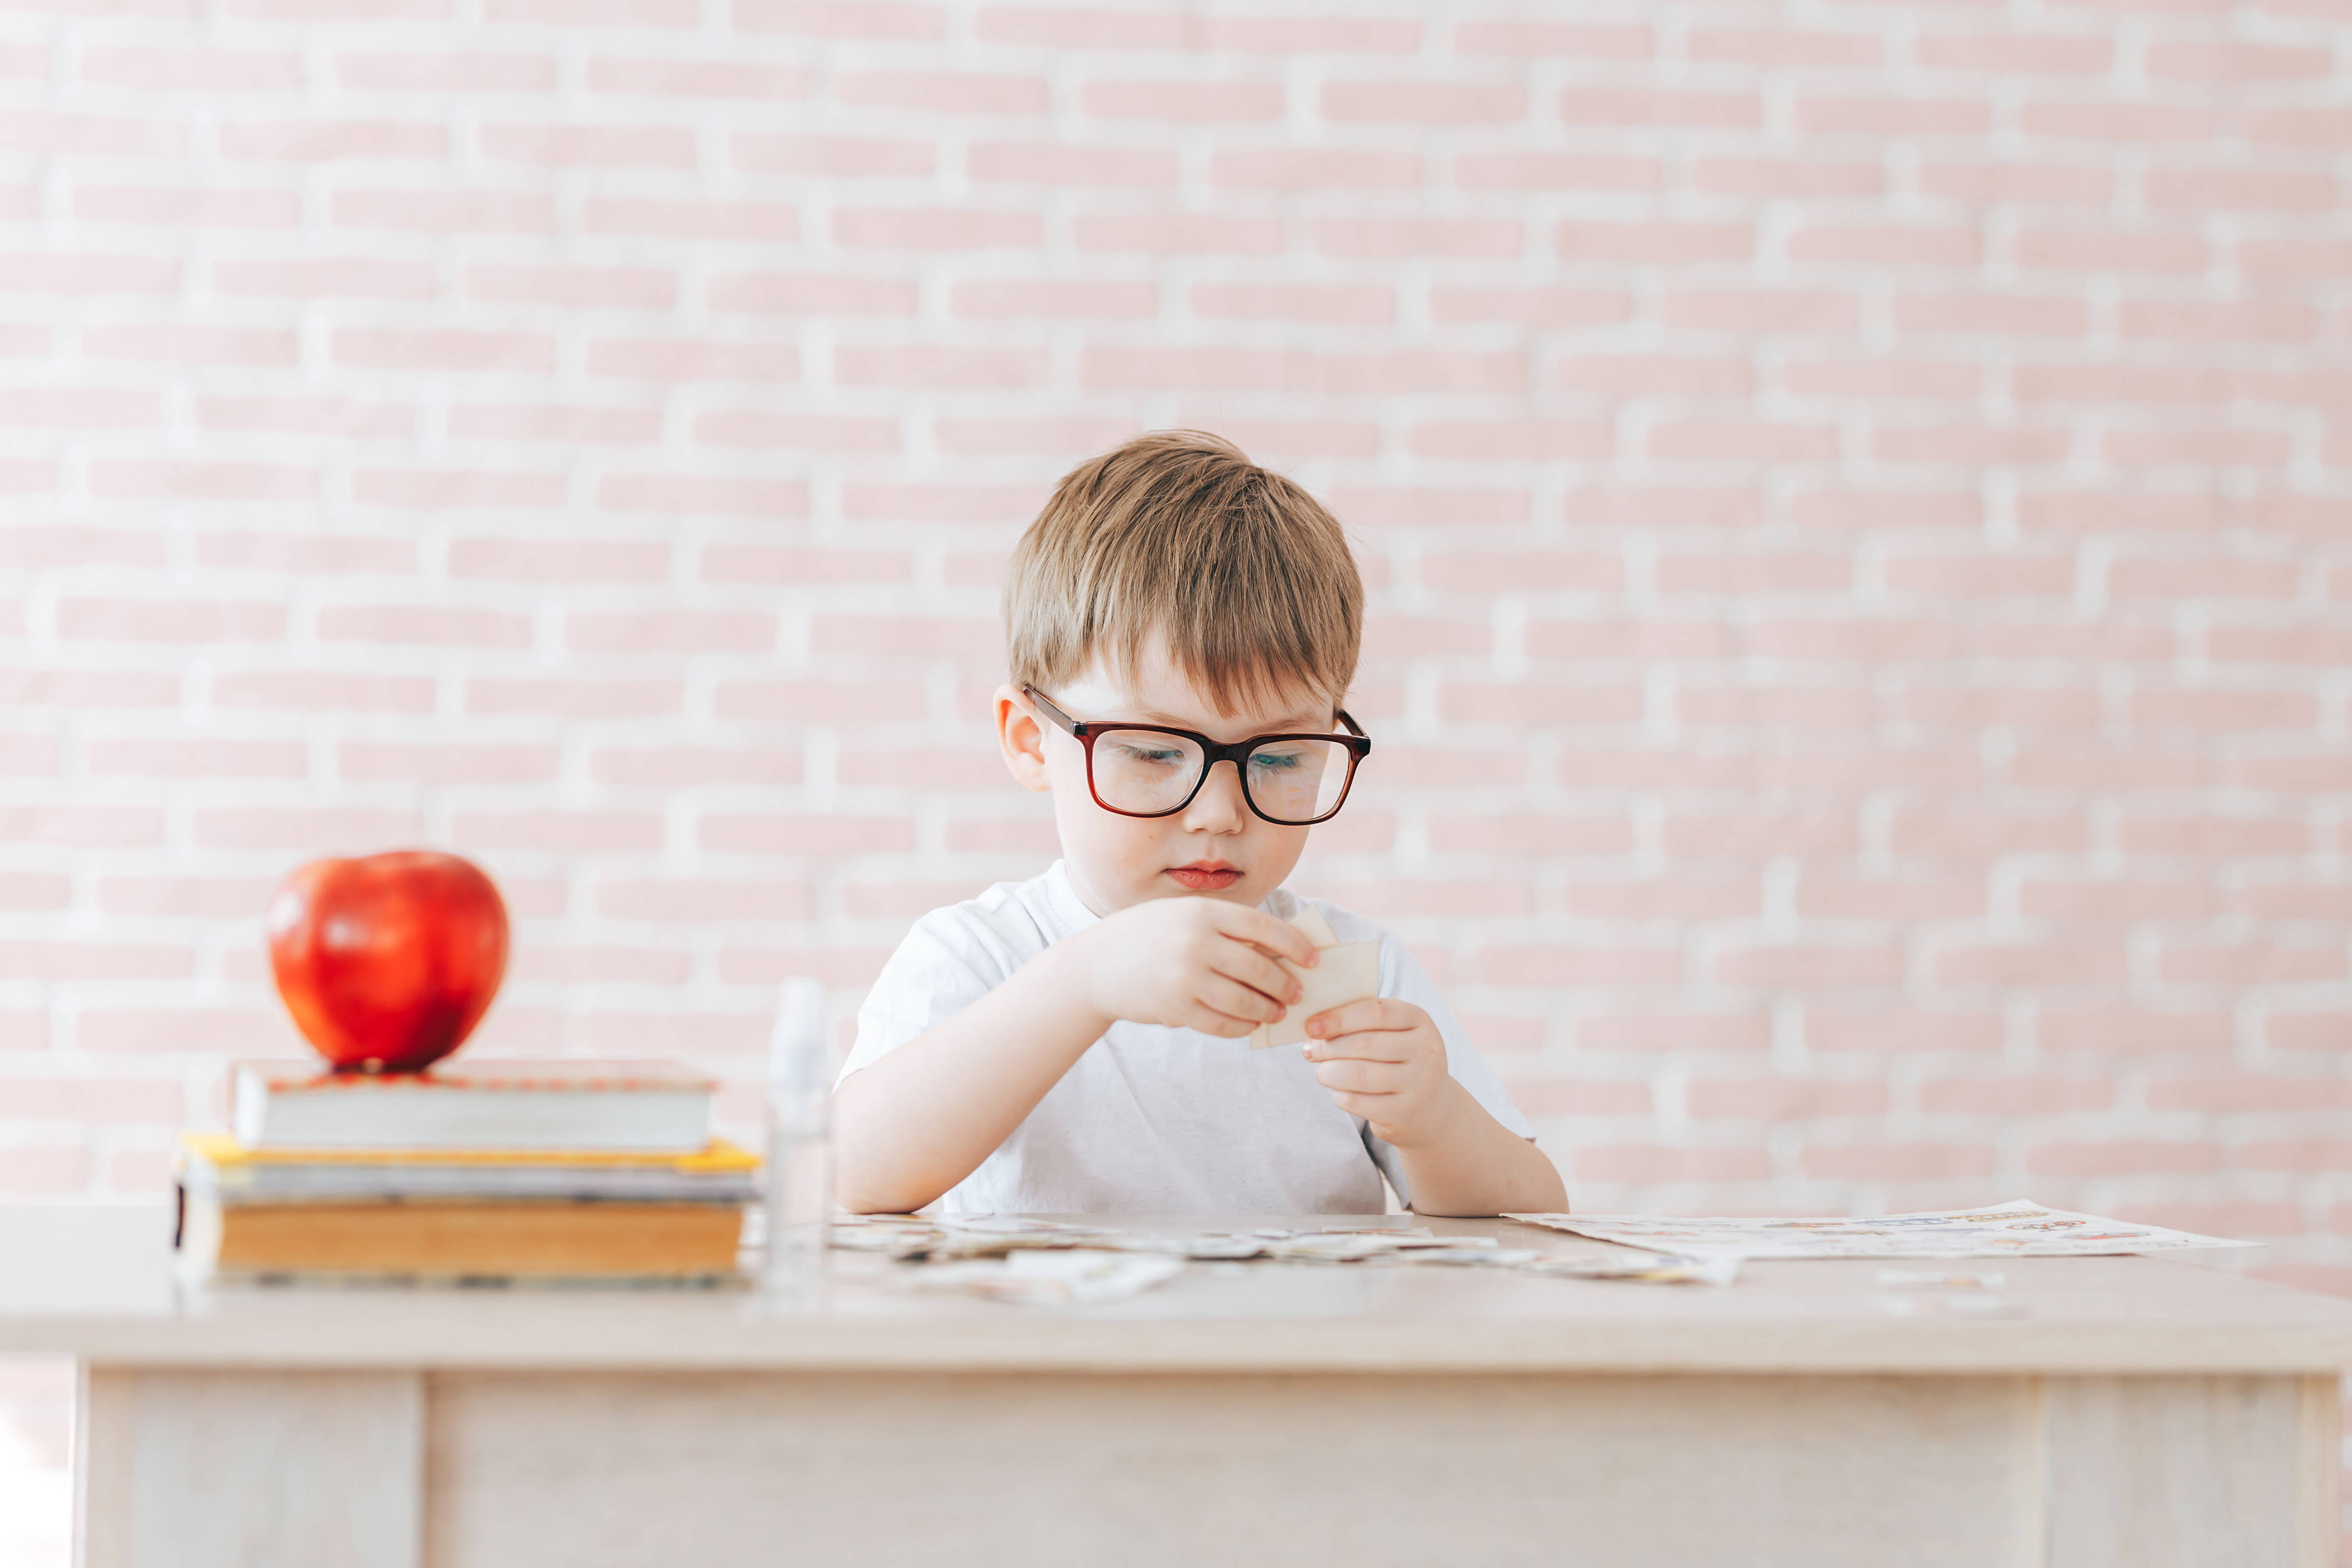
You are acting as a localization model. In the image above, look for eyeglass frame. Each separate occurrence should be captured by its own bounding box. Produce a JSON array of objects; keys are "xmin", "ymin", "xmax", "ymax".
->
[{"xmin": 1020, "ymin": 684, "xmax": 1372, "ymax": 827}]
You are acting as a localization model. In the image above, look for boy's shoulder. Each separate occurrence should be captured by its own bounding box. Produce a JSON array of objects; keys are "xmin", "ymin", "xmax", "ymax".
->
[{"xmin": 899, "ymin": 861, "xmax": 1087, "ymax": 964}]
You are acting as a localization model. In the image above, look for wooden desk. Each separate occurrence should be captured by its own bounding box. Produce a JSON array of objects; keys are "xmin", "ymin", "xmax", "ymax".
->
[{"xmin": 4, "ymin": 1205, "xmax": 2347, "ymax": 1568}]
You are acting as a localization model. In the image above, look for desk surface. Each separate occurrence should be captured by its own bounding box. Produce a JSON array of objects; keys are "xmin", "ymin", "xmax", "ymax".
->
[{"xmin": 3, "ymin": 1204, "xmax": 2349, "ymax": 1376}]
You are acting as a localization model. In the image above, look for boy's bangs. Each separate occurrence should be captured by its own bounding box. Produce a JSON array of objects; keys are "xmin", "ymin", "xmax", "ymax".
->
[{"xmin": 1008, "ymin": 430, "xmax": 1363, "ymax": 723}]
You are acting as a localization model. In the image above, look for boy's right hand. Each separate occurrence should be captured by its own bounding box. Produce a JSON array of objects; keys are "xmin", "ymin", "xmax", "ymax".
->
[{"xmin": 1069, "ymin": 899, "xmax": 1320, "ymax": 1038}]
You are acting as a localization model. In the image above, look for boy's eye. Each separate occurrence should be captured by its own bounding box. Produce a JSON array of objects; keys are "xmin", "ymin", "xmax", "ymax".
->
[
  {"xmin": 1249, "ymin": 749, "xmax": 1304, "ymax": 772},
  {"xmin": 1112, "ymin": 744, "xmax": 1186, "ymax": 767}
]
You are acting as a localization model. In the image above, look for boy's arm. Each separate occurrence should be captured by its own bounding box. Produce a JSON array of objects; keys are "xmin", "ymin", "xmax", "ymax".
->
[
  {"xmin": 832, "ymin": 941, "xmax": 1106, "ymax": 1215},
  {"xmin": 1302, "ymin": 998, "xmax": 1568, "ymax": 1218},
  {"xmin": 833, "ymin": 900, "xmax": 1320, "ymax": 1214},
  {"xmin": 1384, "ymin": 1082, "xmax": 1568, "ymax": 1217}
]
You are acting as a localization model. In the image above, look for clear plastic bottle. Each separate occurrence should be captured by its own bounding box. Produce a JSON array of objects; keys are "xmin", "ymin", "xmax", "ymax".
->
[{"xmin": 761, "ymin": 978, "xmax": 831, "ymax": 1307}]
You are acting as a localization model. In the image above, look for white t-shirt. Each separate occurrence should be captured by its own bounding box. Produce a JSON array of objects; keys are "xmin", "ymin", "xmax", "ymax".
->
[{"xmin": 841, "ymin": 861, "xmax": 1534, "ymax": 1215}]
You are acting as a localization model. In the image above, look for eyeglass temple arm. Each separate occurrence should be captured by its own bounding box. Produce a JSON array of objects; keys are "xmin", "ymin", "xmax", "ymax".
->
[
  {"xmin": 1337, "ymin": 709, "xmax": 1368, "ymax": 743},
  {"xmin": 1020, "ymin": 685, "xmax": 1080, "ymax": 735}
]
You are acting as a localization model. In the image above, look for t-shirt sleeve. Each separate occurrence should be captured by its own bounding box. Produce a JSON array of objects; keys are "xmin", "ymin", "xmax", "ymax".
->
[
  {"xmin": 1353, "ymin": 928, "xmax": 1537, "ymax": 1210},
  {"xmin": 838, "ymin": 911, "xmax": 1011, "ymax": 1084}
]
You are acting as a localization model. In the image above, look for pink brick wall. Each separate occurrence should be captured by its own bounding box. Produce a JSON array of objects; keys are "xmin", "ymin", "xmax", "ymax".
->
[{"xmin": 0, "ymin": 1, "xmax": 2348, "ymax": 1297}]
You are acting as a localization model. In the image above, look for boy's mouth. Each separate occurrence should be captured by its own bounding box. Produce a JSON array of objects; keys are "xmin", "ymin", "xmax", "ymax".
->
[{"xmin": 1166, "ymin": 861, "xmax": 1242, "ymax": 891}]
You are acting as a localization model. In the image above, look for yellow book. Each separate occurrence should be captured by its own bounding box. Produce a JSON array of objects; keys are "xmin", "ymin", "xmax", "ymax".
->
[{"xmin": 180, "ymin": 1130, "xmax": 758, "ymax": 1173}]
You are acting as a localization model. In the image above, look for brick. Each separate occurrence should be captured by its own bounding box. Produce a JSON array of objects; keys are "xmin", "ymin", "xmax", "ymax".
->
[
  {"xmin": 594, "ymin": 747, "xmax": 802, "ymax": 787},
  {"xmin": 833, "ymin": 206, "xmax": 1038, "ymax": 250},
  {"xmin": 333, "ymin": 188, "xmax": 554, "ymax": 232},
  {"xmin": 1914, "ymin": 33, "xmax": 2110, "ymax": 74},
  {"xmin": 339, "ymin": 742, "xmax": 558, "ymax": 784},
  {"xmin": 1431, "ymin": 287, "xmax": 1628, "ymax": 328},
  {"xmin": 968, "ymin": 143, "xmax": 1178, "ymax": 186},
  {"xmin": 952, "ymin": 279, "xmax": 1156, "ymax": 319},
  {"xmin": 1806, "ymin": 1011, "xmax": 2002, "ymax": 1054},
  {"xmin": 1919, "ymin": 1075, "xmax": 2114, "ymax": 1115},
  {"xmin": 192, "ymin": 808, "xmax": 420, "ymax": 850},
  {"xmin": 214, "ymin": 672, "xmax": 435, "ymax": 711},
  {"xmin": 595, "ymin": 880, "xmax": 812, "ymax": 922},
  {"xmin": 86, "ymin": 739, "xmax": 307, "ymax": 777},
  {"xmin": 1715, "ymin": 943, "xmax": 1903, "ymax": 988},
  {"xmin": 219, "ymin": 119, "xmax": 445, "ymax": 160},
  {"xmin": 452, "ymin": 812, "xmax": 665, "ymax": 853},
  {"xmin": 467, "ymin": 677, "xmax": 681, "ymax": 718},
  {"xmin": 75, "ymin": 186, "xmax": 300, "ymax": 229},
  {"xmin": 448, "ymin": 403, "xmax": 663, "ymax": 445},
  {"xmin": 90, "ymin": 459, "xmax": 316, "ymax": 502},
  {"xmin": 338, "ymin": 50, "xmax": 555, "ymax": 92},
  {"xmin": 567, "ymin": 611, "xmax": 774, "ymax": 654},
  {"xmin": 1801, "ymin": 1143, "xmax": 1994, "ymax": 1180},
  {"xmin": 1559, "ymin": 88, "xmax": 1758, "ymax": 129},
  {"xmin": 736, "ymin": 0, "xmax": 941, "ymax": 37},
  {"xmin": 211, "ymin": 259, "xmax": 435, "ymax": 299},
  {"xmin": 1691, "ymin": 157, "xmax": 1882, "ymax": 199},
  {"xmin": 57, "ymin": 599, "xmax": 285, "ymax": 643},
  {"xmin": 2027, "ymin": 1141, "xmax": 2217, "ymax": 1177},
  {"xmin": 336, "ymin": 328, "xmax": 553, "ymax": 372},
  {"xmin": 2013, "ymin": 228, "xmax": 2207, "ymax": 274},
  {"xmin": 1574, "ymin": 1145, "xmax": 1774, "ymax": 1182},
  {"xmin": 585, "ymin": 338, "xmax": 798, "ymax": 383},
  {"xmin": 693, "ymin": 413, "xmax": 901, "ymax": 453},
  {"xmin": 315, "ymin": 606, "xmax": 533, "ymax": 648},
  {"xmin": 707, "ymin": 272, "xmax": 913, "ymax": 315},
  {"xmin": 462, "ymin": 263, "xmax": 674, "ymax": 309},
  {"xmin": 2158, "ymin": 942, "xmax": 2344, "ymax": 986},
  {"xmin": 600, "ymin": 476, "xmax": 805, "ymax": 517},
  {"xmin": 2144, "ymin": 40, "xmax": 2331, "ymax": 81}
]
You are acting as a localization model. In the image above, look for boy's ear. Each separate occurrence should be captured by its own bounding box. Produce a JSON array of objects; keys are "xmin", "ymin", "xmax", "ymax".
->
[{"xmin": 995, "ymin": 684, "xmax": 1051, "ymax": 794}]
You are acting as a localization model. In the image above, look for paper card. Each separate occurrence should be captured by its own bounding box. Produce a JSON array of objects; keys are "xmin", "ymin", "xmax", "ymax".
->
[
  {"xmin": 1503, "ymin": 1199, "xmax": 2260, "ymax": 1260},
  {"xmin": 1288, "ymin": 903, "xmax": 1338, "ymax": 949},
  {"xmin": 1250, "ymin": 938, "xmax": 1379, "ymax": 1050}
]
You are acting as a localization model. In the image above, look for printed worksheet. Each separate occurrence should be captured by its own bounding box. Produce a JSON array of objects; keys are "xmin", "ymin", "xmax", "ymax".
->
[{"xmin": 1502, "ymin": 1199, "xmax": 2258, "ymax": 1260}]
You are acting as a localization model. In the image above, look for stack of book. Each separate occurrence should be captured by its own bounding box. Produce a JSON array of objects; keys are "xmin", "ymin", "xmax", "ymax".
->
[{"xmin": 175, "ymin": 1060, "xmax": 757, "ymax": 1283}]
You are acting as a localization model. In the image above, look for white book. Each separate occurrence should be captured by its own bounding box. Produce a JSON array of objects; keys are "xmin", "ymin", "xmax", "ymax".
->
[{"xmin": 232, "ymin": 1059, "xmax": 717, "ymax": 1152}]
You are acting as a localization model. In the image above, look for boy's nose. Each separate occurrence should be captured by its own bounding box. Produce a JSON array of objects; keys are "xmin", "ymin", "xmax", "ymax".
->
[{"xmin": 1183, "ymin": 758, "xmax": 1250, "ymax": 831}]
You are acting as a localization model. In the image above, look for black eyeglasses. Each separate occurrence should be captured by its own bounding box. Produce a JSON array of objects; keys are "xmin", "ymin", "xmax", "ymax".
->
[{"xmin": 1022, "ymin": 686, "xmax": 1371, "ymax": 826}]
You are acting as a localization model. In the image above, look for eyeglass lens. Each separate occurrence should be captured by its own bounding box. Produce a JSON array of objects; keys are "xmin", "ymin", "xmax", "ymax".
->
[{"xmin": 1090, "ymin": 730, "xmax": 1352, "ymax": 823}]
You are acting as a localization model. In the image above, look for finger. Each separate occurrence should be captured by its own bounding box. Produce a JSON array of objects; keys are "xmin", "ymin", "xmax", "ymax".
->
[
  {"xmin": 1211, "ymin": 943, "xmax": 1303, "ymax": 1007},
  {"xmin": 1303, "ymin": 1029, "xmax": 1415, "ymax": 1065},
  {"xmin": 1328, "ymin": 1090, "xmax": 1392, "ymax": 1121},
  {"xmin": 1219, "ymin": 905, "xmax": 1319, "ymax": 968},
  {"xmin": 1313, "ymin": 1059, "xmax": 1403, "ymax": 1095},
  {"xmin": 1182, "ymin": 1001, "xmax": 1261, "ymax": 1038},
  {"xmin": 1304, "ymin": 998, "xmax": 1417, "ymax": 1041},
  {"xmin": 1201, "ymin": 973, "xmax": 1288, "ymax": 1025}
]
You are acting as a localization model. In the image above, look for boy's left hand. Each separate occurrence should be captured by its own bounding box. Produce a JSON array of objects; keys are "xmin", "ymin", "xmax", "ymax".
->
[{"xmin": 1302, "ymin": 998, "xmax": 1458, "ymax": 1148}]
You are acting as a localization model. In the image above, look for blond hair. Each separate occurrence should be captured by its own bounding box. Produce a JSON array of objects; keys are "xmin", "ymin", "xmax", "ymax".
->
[{"xmin": 1004, "ymin": 431, "xmax": 1362, "ymax": 718}]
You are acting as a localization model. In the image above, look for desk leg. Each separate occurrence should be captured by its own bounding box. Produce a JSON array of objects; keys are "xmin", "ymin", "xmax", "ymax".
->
[
  {"xmin": 75, "ymin": 1366, "xmax": 423, "ymax": 1568},
  {"xmin": 2040, "ymin": 1374, "xmax": 2342, "ymax": 1568}
]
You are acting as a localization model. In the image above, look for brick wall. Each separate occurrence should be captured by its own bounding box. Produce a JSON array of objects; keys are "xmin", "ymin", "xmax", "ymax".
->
[{"xmin": 0, "ymin": 0, "xmax": 2347, "ymax": 1296}]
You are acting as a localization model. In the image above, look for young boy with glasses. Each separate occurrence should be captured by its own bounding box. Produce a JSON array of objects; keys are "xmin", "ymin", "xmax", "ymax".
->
[{"xmin": 834, "ymin": 432, "xmax": 1567, "ymax": 1219}]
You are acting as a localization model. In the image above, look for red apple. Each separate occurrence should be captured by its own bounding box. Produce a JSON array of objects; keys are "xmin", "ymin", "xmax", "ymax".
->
[{"xmin": 266, "ymin": 851, "xmax": 509, "ymax": 1074}]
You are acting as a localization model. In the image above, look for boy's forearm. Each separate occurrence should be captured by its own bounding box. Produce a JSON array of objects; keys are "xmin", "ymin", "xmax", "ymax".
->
[
  {"xmin": 832, "ymin": 943, "xmax": 1110, "ymax": 1214},
  {"xmin": 1390, "ymin": 1082, "xmax": 1568, "ymax": 1218}
]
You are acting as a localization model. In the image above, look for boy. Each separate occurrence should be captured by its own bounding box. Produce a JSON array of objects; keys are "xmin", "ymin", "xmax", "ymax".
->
[{"xmin": 834, "ymin": 432, "xmax": 1566, "ymax": 1218}]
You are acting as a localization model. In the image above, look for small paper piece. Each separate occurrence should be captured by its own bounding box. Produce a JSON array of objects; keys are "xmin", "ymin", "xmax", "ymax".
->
[
  {"xmin": 1877, "ymin": 1294, "xmax": 2027, "ymax": 1320},
  {"xmin": 903, "ymin": 1249, "xmax": 1185, "ymax": 1308},
  {"xmin": 1250, "ymin": 905, "xmax": 1380, "ymax": 1050},
  {"xmin": 1504, "ymin": 1199, "xmax": 2260, "ymax": 1260},
  {"xmin": 1879, "ymin": 1270, "xmax": 2005, "ymax": 1291},
  {"xmin": 1522, "ymin": 1252, "xmax": 1744, "ymax": 1287}
]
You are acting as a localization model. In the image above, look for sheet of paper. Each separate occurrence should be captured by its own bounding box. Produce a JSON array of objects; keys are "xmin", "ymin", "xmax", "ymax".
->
[
  {"xmin": 1503, "ymin": 1199, "xmax": 2259, "ymax": 1260},
  {"xmin": 1247, "ymin": 906, "xmax": 1381, "ymax": 1050}
]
